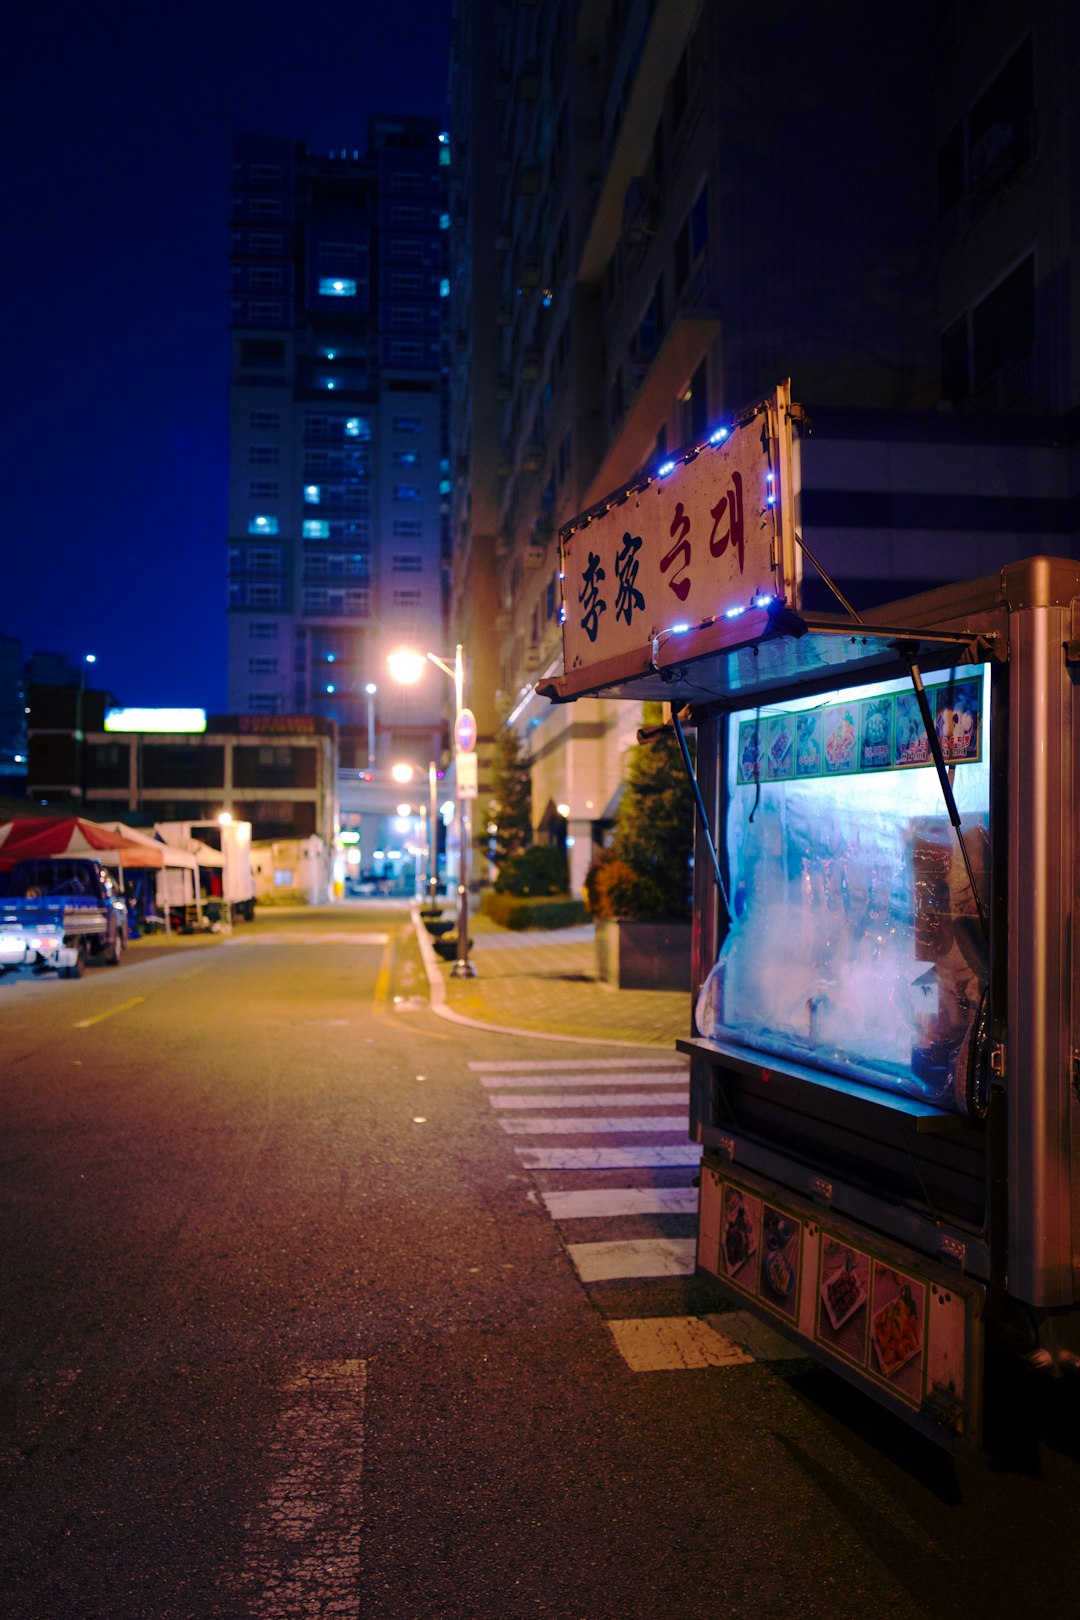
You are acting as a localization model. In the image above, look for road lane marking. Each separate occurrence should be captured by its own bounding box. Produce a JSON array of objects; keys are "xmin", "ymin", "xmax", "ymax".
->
[
  {"xmin": 73, "ymin": 996, "xmax": 146, "ymax": 1029},
  {"xmin": 470, "ymin": 1057, "xmax": 686, "ymax": 1072},
  {"xmin": 500, "ymin": 1114, "xmax": 687, "ymax": 1136},
  {"xmin": 607, "ymin": 1316, "xmax": 754, "ymax": 1372},
  {"xmin": 479, "ymin": 1070, "xmax": 687, "ymax": 1089},
  {"xmin": 227, "ymin": 1358, "xmax": 366, "ymax": 1616},
  {"xmin": 372, "ymin": 933, "xmax": 395, "ymax": 1017},
  {"xmin": 541, "ymin": 1187, "xmax": 698, "ymax": 1219},
  {"xmin": 567, "ymin": 1237, "xmax": 698, "ymax": 1282},
  {"xmin": 490, "ymin": 1088, "xmax": 688, "ymax": 1110},
  {"xmin": 226, "ymin": 931, "xmax": 389, "ymax": 946},
  {"xmin": 515, "ymin": 1145, "xmax": 701, "ymax": 1171}
]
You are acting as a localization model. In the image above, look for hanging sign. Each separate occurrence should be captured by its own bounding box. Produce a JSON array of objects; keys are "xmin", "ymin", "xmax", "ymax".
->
[{"xmin": 558, "ymin": 382, "xmax": 800, "ymax": 678}]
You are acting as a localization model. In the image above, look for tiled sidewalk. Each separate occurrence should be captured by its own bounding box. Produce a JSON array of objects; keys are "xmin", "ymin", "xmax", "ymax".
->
[{"xmin": 423, "ymin": 911, "xmax": 691, "ymax": 1049}]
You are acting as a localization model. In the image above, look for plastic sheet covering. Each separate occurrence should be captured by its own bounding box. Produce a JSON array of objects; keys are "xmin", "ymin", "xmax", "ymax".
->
[{"xmin": 696, "ymin": 667, "xmax": 990, "ymax": 1115}]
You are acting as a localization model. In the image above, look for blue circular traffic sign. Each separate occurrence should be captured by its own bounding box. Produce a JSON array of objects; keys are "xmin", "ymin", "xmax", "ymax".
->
[{"xmin": 454, "ymin": 708, "xmax": 477, "ymax": 752}]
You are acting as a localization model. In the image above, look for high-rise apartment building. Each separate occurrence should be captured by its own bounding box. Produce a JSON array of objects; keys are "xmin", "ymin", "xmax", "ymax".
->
[
  {"xmin": 449, "ymin": 0, "xmax": 1080, "ymax": 893},
  {"xmin": 227, "ymin": 121, "xmax": 449, "ymax": 785}
]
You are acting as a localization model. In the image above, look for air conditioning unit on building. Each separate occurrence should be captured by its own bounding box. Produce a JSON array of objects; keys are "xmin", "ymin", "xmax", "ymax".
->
[{"xmin": 523, "ymin": 545, "xmax": 545, "ymax": 569}]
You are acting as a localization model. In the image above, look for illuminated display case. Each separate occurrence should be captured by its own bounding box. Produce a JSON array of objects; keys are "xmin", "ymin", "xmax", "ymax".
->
[{"xmin": 696, "ymin": 665, "xmax": 991, "ymax": 1116}]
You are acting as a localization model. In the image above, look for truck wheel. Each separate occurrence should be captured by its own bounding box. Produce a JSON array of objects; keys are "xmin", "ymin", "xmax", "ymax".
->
[
  {"xmin": 103, "ymin": 931, "xmax": 124, "ymax": 966},
  {"xmin": 60, "ymin": 940, "xmax": 87, "ymax": 980}
]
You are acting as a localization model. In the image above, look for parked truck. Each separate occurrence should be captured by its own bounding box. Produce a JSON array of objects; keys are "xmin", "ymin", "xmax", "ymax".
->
[
  {"xmin": 0, "ymin": 857, "xmax": 128, "ymax": 978},
  {"xmin": 542, "ymin": 382, "xmax": 1080, "ymax": 1453}
]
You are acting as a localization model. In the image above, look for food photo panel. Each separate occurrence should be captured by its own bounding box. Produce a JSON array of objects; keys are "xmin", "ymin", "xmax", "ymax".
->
[
  {"xmin": 721, "ymin": 1184, "xmax": 761, "ymax": 1289},
  {"xmin": 760, "ymin": 1204, "xmax": 800, "ymax": 1322},
  {"xmin": 869, "ymin": 1263, "xmax": 927, "ymax": 1404},
  {"xmin": 817, "ymin": 1237, "xmax": 870, "ymax": 1367}
]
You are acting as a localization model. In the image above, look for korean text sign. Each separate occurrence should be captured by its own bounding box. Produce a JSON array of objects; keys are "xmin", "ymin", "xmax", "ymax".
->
[{"xmin": 560, "ymin": 391, "xmax": 795, "ymax": 675}]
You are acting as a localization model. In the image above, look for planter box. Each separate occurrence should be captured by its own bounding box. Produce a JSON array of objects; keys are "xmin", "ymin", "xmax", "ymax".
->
[{"xmin": 595, "ymin": 919, "xmax": 692, "ymax": 991}]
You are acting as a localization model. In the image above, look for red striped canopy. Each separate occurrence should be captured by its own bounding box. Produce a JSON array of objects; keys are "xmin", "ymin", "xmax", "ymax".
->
[{"xmin": 0, "ymin": 816, "xmax": 164, "ymax": 870}]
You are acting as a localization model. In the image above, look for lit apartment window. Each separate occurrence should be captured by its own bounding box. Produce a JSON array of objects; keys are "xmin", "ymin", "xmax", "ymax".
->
[
  {"xmin": 248, "ymin": 515, "xmax": 278, "ymax": 534},
  {"xmin": 319, "ymin": 277, "xmax": 357, "ymax": 297},
  {"xmin": 304, "ymin": 519, "xmax": 330, "ymax": 538},
  {"xmin": 393, "ymin": 485, "xmax": 422, "ymax": 502},
  {"xmin": 393, "ymin": 415, "xmax": 422, "ymax": 433},
  {"xmin": 304, "ymin": 484, "xmax": 321, "ymax": 504},
  {"xmin": 393, "ymin": 449, "xmax": 419, "ymax": 467},
  {"xmin": 345, "ymin": 417, "xmax": 370, "ymax": 439}
]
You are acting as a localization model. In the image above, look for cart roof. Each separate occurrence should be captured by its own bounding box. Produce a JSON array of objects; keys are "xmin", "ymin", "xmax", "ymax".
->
[{"xmin": 539, "ymin": 555, "xmax": 1080, "ymax": 709}]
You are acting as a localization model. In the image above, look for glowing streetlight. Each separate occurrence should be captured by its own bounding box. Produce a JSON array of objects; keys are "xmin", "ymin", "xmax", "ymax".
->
[
  {"xmin": 364, "ymin": 681, "xmax": 377, "ymax": 767},
  {"xmin": 388, "ymin": 643, "xmax": 474, "ymax": 975}
]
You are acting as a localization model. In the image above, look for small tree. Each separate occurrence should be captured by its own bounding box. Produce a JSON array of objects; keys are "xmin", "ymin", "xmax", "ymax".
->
[
  {"xmin": 587, "ymin": 703, "xmax": 694, "ymax": 921},
  {"xmin": 488, "ymin": 723, "xmax": 532, "ymax": 871}
]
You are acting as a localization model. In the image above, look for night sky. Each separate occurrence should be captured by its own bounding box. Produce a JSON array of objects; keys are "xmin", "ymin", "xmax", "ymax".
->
[{"xmin": 4, "ymin": 0, "xmax": 451, "ymax": 712}]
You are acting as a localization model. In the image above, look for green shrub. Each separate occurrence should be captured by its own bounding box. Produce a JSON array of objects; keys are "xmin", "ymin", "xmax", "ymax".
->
[
  {"xmin": 481, "ymin": 891, "xmax": 587, "ymax": 930},
  {"xmin": 585, "ymin": 856, "xmax": 667, "ymax": 922},
  {"xmin": 493, "ymin": 844, "xmax": 569, "ymax": 896}
]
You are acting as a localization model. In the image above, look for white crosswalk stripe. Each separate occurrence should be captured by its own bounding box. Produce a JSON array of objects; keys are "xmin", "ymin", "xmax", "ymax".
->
[
  {"xmin": 514, "ymin": 1145, "xmax": 701, "ymax": 1170},
  {"xmin": 473, "ymin": 1054, "xmax": 751, "ymax": 1371},
  {"xmin": 478, "ymin": 1070, "xmax": 688, "ymax": 1089},
  {"xmin": 500, "ymin": 1114, "xmax": 687, "ymax": 1136},
  {"xmin": 489, "ymin": 1088, "xmax": 688, "ymax": 1110},
  {"xmin": 469, "ymin": 1057, "xmax": 683, "ymax": 1072},
  {"xmin": 567, "ymin": 1238, "xmax": 698, "ymax": 1282},
  {"xmin": 541, "ymin": 1187, "xmax": 698, "ymax": 1219}
]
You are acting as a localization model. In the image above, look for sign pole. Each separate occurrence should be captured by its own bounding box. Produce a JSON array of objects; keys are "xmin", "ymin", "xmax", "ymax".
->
[{"xmin": 451, "ymin": 645, "xmax": 476, "ymax": 978}]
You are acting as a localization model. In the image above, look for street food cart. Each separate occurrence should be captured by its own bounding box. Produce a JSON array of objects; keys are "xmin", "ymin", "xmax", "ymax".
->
[{"xmin": 540, "ymin": 383, "xmax": 1080, "ymax": 1451}]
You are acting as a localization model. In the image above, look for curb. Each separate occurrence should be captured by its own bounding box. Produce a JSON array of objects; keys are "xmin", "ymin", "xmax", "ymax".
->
[{"xmin": 409, "ymin": 908, "xmax": 681, "ymax": 1051}]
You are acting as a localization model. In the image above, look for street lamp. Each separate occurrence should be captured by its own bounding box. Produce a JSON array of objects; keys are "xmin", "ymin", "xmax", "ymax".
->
[
  {"xmin": 388, "ymin": 643, "xmax": 475, "ymax": 977},
  {"xmin": 364, "ymin": 683, "xmax": 377, "ymax": 769}
]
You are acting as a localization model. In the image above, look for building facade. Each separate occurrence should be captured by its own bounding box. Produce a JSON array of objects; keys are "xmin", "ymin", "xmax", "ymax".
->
[
  {"xmin": 227, "ymin": 121, "xmax": 451, "ymax": 786},
  {"xmin": 448, "ymin": 0, "xmax": 1080, "ymax": 893}
]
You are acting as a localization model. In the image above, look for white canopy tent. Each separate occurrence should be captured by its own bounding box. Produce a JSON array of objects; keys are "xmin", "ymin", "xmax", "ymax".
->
[{"xmin": 98, "ymin": 822, "xmax": 202, "ymax": 931}]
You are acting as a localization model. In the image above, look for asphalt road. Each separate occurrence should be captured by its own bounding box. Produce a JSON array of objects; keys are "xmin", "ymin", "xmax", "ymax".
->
[{"xmin": 3, "ymin": 904, "xmax": 1080, "ymax": 1618}]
